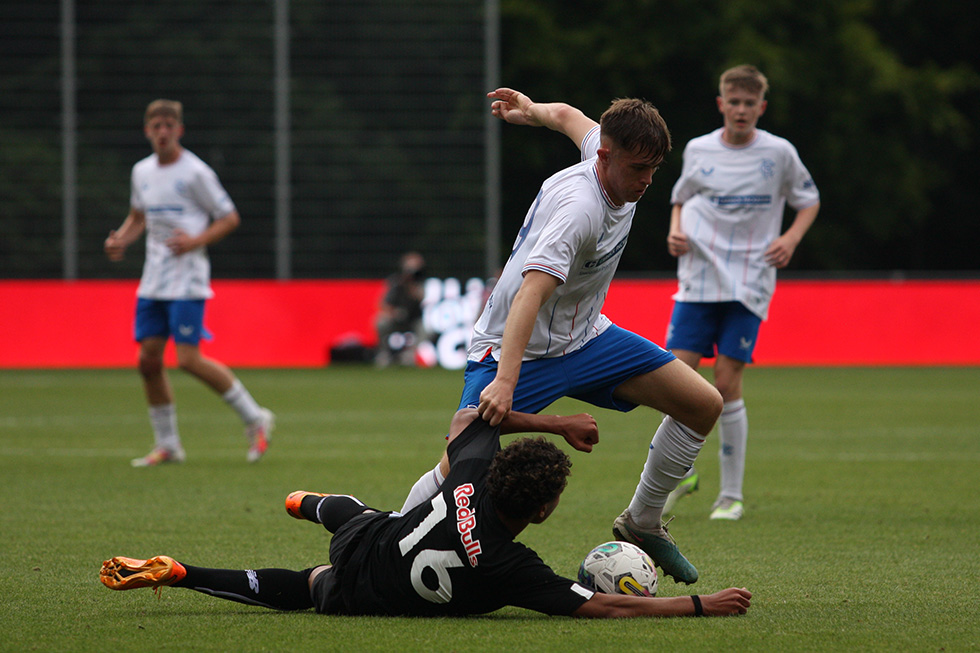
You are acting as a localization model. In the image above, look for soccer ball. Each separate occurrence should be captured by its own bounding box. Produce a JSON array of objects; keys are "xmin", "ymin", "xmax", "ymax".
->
[{"xmin": 578, "ymin": 541, "xmax": 658, "ymax": 597}]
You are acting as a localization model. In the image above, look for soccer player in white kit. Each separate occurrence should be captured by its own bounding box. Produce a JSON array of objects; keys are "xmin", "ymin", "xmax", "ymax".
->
[
  {"xmin": 104, "ymin": 99, "xmax": 274, "ymax": 467},
  {"xmin": 663, "ymin": 66, "xmax": 820, "ymax": 521},
  {"xmin": 401, "ymin": 90, "xmax": 724, "ymax": 585}
]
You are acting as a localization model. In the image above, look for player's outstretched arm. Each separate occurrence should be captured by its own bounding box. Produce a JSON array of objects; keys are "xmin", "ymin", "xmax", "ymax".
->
[
  {"xmin": 572, "ymin": 587, "xmax": 751, "ymax": 618},
  {"xmin": 488, "ymin": 88, "xmax": 598, "ymax": 152},
  {"xmin": 501, "ymin": 412, "xmax": 599, "ymax": 453},
  {"xmin": 448, "ymin": 408, "xmax": 598, "ymax": 453}
]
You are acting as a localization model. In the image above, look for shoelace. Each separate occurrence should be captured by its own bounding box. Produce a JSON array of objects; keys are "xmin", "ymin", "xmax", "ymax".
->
[{"xmin": 660, "ymin": 515, "xmax": 677, "ymax": 545}]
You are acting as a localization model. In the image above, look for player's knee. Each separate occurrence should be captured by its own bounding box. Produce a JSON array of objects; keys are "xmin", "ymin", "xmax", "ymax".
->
[
  {"xmin": 137, "ymin": 354, "xmax": 163, "ymax": 379},
  {"xmin": 698, "ymin": 384, "xmax": 724, "ymax": 427},
  {"xmin": 713, "ymin": 377, "xmax": 738, "ymax": 402},
  {"xmin": 175, "ymin": 349, "xmax": 202, "ymax": 374}
]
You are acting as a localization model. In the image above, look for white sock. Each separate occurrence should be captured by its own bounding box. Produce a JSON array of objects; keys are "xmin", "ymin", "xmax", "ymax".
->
[
  {"xmin": 400, "ymin": 463, "xmax": 445, "ymax": 513},
  {"xmin": 628, "ymin": 416, "xmax": 706, "ymax": 529},
  {"xmin": 149, "ymin": 404, "xmax": 181, "ymax": 452},
  {"xmin": 222, "ymin": 379, "xmax": 262, "ymax": 425},
  {"xmin": 718, "ymin": 398, "xmax": 747, "ymax": 502}
]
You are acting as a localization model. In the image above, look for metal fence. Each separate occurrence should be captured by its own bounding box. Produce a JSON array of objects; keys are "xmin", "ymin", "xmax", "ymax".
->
[{"xmin": 0, "ymin": 0, "xmax": 498, "ymax": 281}]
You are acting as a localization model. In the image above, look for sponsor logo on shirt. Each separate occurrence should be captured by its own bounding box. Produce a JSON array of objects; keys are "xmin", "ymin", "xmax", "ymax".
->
[
  {"xmin": 583, "ymin": 234, "xmax": 629, "ymax": 271},
  {"xmin": 700, "ymin": 167, "xmax": 715, "ymax": 176},
  {"xmin": 713, "ymin": 195, "xmax": 772, "ymax": 207},
  {"xmin": 453, "ymin": 484, "xmax": 482, "ymax": 567}
]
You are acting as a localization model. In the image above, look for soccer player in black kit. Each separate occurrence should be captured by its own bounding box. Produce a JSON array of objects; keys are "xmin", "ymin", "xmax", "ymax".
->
[{"xmin": 101, "ymin": 409, "xmax": 750, "ymax": 618}]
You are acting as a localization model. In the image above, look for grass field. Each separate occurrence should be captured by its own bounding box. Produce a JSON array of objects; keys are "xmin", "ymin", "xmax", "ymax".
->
[{"xmin": 1, "ymin": 366, "xmax": 978, "ymax": 652}]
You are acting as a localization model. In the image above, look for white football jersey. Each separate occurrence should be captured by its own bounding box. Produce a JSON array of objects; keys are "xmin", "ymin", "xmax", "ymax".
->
[
  {"xmin": 130, "ymin": 149, "xmax": 236, "ymax": 300},
  {"xmin": 468, "ymin": 126, "xmax": 633, "ymax": 361},
  {"xmin": 670, "ymin": 128, "xmax": 819, "ymax": 319}
]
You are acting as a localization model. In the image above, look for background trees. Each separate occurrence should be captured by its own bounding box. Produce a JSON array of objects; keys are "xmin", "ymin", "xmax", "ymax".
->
[
  {"xmin": 496, "ymin": 0, "xmax": 979, "ymax": 274},
  {"xmin": 1, "ymin": 0, "xmax": 976, "ymax": 278}
]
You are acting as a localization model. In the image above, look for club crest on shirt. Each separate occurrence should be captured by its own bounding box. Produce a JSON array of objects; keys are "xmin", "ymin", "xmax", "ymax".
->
[{"xmin": 760, "ymin": 158, "xmax": 775, "ymax": 180}]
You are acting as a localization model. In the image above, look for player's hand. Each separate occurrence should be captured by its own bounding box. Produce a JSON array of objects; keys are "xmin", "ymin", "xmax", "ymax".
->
[
  {"xmin": 166, "ymin": 229, "xmax": 197, "ymax": 255},
  {"xmin": 487, "ymin": 88, "xmax": 539, "ymax": 127},
  {"xmin": 699, "ymin": 587, "xmax": 752, "ymax": 616},
  {"xmin": 765, "ymin": 234, "xmax": 798, "ymax": 268},
  {"xmin": 477, "ymin": 379, "xmax": 515, "ymax": 427},
  {"xmin": 560, "ymin": 413, "xmax": 599, "ymax": 453},
  {"xmin": 667, "ymin": 230, "xmax": 690, "ymax": 257},
  {"xmin": 104, "ymin": 230, "xmax": 127, "ymax": 261}
]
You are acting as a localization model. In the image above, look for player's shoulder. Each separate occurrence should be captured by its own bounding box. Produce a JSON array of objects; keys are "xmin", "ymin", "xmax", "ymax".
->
[
  {"xmin": 132, "ymin": 153, "xmax": 157, "ymax": 174},
  {"xmin": 683, "ymin": 129, "xmax": 725, "ymax": 154},
  {"xmin": 754, "ymin": 129, "xmax": 799, "ymax": 153},
  {"xmin": 177, "ymin": 149, "xmax": 214, "ymax": 172}
]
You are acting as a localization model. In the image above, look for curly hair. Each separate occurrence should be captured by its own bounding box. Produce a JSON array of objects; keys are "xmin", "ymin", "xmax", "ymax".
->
[{"xmin": 486, "ymin": 437, "xmax": 571, "ymax": 520}]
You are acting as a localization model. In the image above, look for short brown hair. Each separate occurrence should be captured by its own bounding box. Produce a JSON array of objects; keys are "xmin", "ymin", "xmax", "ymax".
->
[
  {"xmin": 486, "ymin": 437, "xmax": 571, "ymax": 520},
  {"xmin": 599, "ymin": 98, "xmax": 671, "ymax": 166},
  {"xmin": 719, "ymin": 65, "xmax": 769, "ymax": 97},
  {"xmin": 144, "ymin": 99, "xmax": 183, "ymax": 125}
]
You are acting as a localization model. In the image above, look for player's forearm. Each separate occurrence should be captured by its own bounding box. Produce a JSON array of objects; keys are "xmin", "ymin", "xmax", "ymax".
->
[
  {"xmin": 669, "ymin": 204, "xmax": 683, "ymax": 233},
  {"xmin": 783, "ymin": 202, "xmax": 819, "ymax": 245},
  {"xmin": 499, "ymin": 412, "xmax": 565, "ymax": 436},
  {"xmin": 494, "ymin": 303, "xmax": 535, "ymax": 388},
  {"xmin": 198, "ymin": 211, "xmax": 241, "ymax": 247},
  {"xmin": 532, "ymin": 103, "xmax": 598, "ymax": 151},
  {"xmin": 496, "ymin": 273, "xmax": 556, "ymax": 385},
  {"xmin": 573, "ymin": 592, "xmax": 700, "ymax": 618},
  {"xmin": 112, "ymin": 212, "xmax": 146, "ymax": 245}
]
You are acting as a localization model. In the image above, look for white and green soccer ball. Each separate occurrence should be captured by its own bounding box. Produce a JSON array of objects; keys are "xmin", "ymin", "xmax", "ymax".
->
[{"xmin": 577, "ymin": 541, "xmax": 658, "ymax": 597}]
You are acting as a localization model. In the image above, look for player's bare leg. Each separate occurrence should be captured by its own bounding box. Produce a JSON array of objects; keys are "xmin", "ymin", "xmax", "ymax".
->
[
  {"xmin": 176, "ymin": 343, "xmax": 274, "ymax": 461},
  {"xmin": 132, "ymin": 337, "xmax": 184, "ymax": 466}
]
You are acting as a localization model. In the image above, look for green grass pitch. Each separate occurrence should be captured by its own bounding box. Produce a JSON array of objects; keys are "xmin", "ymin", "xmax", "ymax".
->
[{"xmin": 1, "ymin": 366, "xmax": 978, "ymax": 651}]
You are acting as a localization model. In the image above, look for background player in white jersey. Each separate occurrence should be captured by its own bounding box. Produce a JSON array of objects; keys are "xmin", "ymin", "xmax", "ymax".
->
[
  {"xmin": 663, "ymin": 65, "xmax": 820, "ymax": 521},
  {"xmin": 101, "ymin": 408, "xmax": 752, "ymax": 618},
  {"xmin": 104, "ymin": 99, "xmax": 274, "ymax": 467},
  {"xmin": 401, "ymin": 90, "xmax": 724, "ymax": 586}
]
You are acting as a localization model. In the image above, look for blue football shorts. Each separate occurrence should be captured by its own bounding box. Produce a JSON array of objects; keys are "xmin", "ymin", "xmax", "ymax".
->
[
  {"xmin": 458, "ymin": 324, "xmax": 676, "ymax": 414},
  {"xmin": 134, "ymin": 298, "xmax": 210, "ymax": 345},
  {"xmin": 665, "ymin": 301, "xmax": 761, "ymax": 363}
]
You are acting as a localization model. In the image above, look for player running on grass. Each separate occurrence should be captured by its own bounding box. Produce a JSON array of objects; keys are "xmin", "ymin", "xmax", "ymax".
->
[
  {"xmin": 101, "ymin": 409, "xmax": 751, "ymax": 618},
  {"xmin": 399, "ymin": 90, "xmax": 723, "ymax": 585},
  {"xmin": 104, "ymin": 99, "xmax": 273, "ymax": 466}
]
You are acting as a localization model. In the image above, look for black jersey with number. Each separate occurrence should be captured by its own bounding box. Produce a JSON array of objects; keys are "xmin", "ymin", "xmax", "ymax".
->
[{"xmin": 329, "ymin": 418, "xmax": 594, "ymax": 616}]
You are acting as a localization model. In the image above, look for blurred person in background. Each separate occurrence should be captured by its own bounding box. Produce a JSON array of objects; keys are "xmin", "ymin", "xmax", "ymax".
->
[
  {"xmin": 374, "ymin": 251, "xmax": 427, "ymax": 367},
  {"xmin": 103, "ymin": 99, "xmax": 274, "ymax": 467}
]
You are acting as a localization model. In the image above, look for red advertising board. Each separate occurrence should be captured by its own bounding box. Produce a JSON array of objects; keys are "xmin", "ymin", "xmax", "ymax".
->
[{"xmin": 1, "ymin": 279, "xmax": 977, "ymax": 368}]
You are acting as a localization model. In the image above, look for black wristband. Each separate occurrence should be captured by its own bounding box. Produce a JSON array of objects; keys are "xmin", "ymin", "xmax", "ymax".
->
[{"xmin": 690, "ymin": 594, "xmax": 704, "ymax": 616}]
